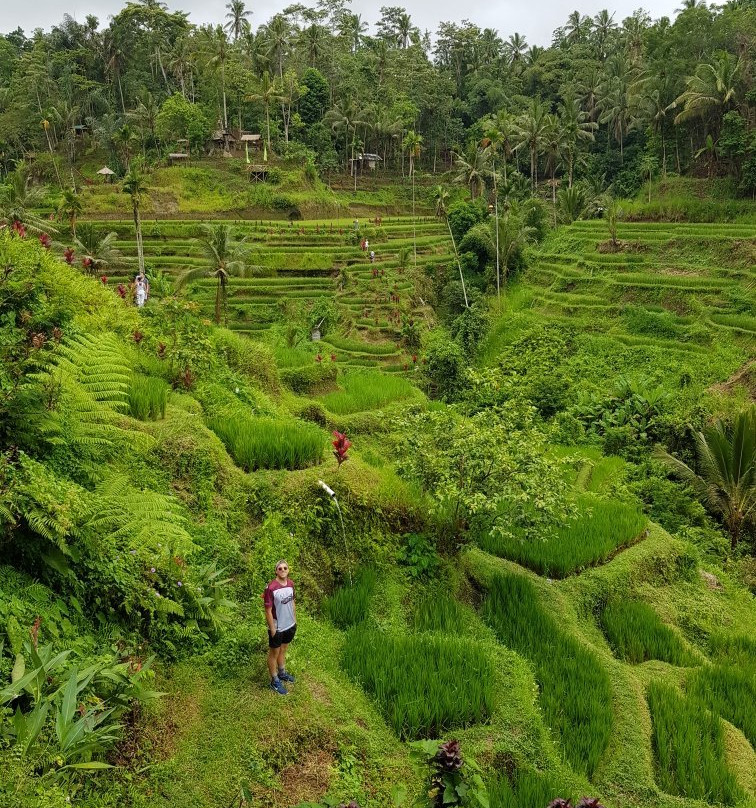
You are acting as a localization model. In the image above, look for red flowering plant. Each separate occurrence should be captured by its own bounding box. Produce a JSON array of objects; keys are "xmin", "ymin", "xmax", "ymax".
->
[
  {"xmin": 100, "ymin": 275, "xmax": 108, "ymax": 284},
  {"xmin": 63, "ymin": 247, "xmax": 75, "ymax": 264},
  {"xmin": 38, "ymin": 233, "xmax": 52, "ymax": 249},
  {"xmin": 332, "ymin": 431, "xmax": 351, "ymax": 469},
  {"xmin": 11, "ymin": 221, "xmax": 26, "ymax": 239}
]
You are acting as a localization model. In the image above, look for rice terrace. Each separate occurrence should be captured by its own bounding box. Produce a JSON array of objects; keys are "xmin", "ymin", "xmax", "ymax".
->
[{"xmin": 0, "ymin": 1, "xmax": 755, "ymax": 807}]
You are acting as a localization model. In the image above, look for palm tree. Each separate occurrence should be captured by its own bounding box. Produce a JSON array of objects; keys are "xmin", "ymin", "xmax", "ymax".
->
[
  {"xmin": 396, "ymin": 12, "xmax": 417, "ymax": 48},
  {"xmin": 265, "ymin": 14, "xmax": 291, "ymax": 80},
  {"xmin": 122, "ymin": 161, "xmax": 148, "ymax": 276},
  {"xmin": 176, "ymin": 224, "xmax": 254, "ymax": 325},
  {"xmin": 202, "ymin": 26, "xmax": 231, "ymax": 132},
  {"xmin": 514, "ymin": 98, "xmax": 551, "ymax": 188},
  {"xmin": 0, "ymin": 163, "xmax": 50, "ymax": 233},
  {"xmin": 504, "ymin": 32, "xmax": 527, "ymax": 67},
  {"xmin": 338, "ymin": 13, "xmax": 367, "ymax": 53},
  {"xmin": 671, "ymin": 52, "xmax": 742, "ymax": 127},
  {"xmin": 598, "ymin": 56, "xmax": 641, "ymax": 163},
  {"xmin": 593, "ymin": 9, "xmax": 616, "ymax": 59},
  {"xmin": 246, "ymin": 71, "xmax": 282, "ymax": 157},
  {"xmin": 403, "ymin": 130, "xmax": 423, "ymax": 178},
  {"xmin": 324, "ymin": 100, "xmax": 368, "ymax": 174},
  {"xmin": 57, "ymin": 188, "xmax": 83, "ymax": 238},
  {"xmin": 694, "ymin": 134, "xmax": 719, "ymax": 178},
  {"xmin": 224, "ymin": 0, "xmax": 251, "ymax": 42},
  {"xmin": 564, "ymin": 10, "xmax": 592, "ymax": 44},
  {"xmin": 558, "ymin": 97, "xmax": 597, "ymax": 187},
  {"xmin": 74, "ymin": 224, "xmax": 122, "ymax": 274},
  {"xmin": 655, "ymin": 408, "xmax": 756, "ymax": 551},
  {"xmin": 557, "ymin": 184, "xmax": 588, "ymax": 223},
  {"xmin": 433, "ymin": 185, "xmax": 468, "ymax": 309},
  {"xmin": 453, "ymin": 143, "xmax": 490, "ymax": 200},
  {"xmin": 301, "ymin": 23, "xmax": 326, "ymax": 66},
  {"xmin": 542, "ymin": 114, "xmax": 564, "ymax": 222},
  {"xmin": 490, "ymin": 206, "xmax": 536, "ymax": 284}
]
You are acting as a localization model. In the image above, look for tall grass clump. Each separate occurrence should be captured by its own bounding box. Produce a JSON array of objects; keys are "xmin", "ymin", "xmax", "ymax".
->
[
  {"xmin": 321, "ymin": 567, "xmax": 377, "ymax": 629},
  {"xmin": 209, "ymin": 414, "xmax": 324, "ymax": 471},
  {"xmin": 343, "ymin": 626, "xmax": 495, "ymax": 739},
  {"xmin": 413, "ymin": 593, "xmax": 470, "ymax": 634},
  {"xmin": 489, "ymin": 768, "xmax": 573, "ymax": 808},
  {"xmin": 688, "ymin": 665, "xmax": 756, "ymax": 746},
  {"xmin": 320, "ymin": 371, "xmax": 418, "ymax": 414},
  {"xmin": 648, "ymin": 681, "xmax": 741, "ymax": 805},
  {"xmin": 601, "ymin": 601, "xmax": 695, "ymax": 665},
  {"xmin": 708, "ymin": 632, "xmax": 756, "ymax": 667},
  {"xmin": 483, "ymin": 572, "xmax": 612, "ymax": 777},
  {"xmin": 480, "ymin": 495, "xmax": 646, "ymax": 577},
  {"xmin": 128, "ymin": 374, "xmax": 169, "ymax": 420}
]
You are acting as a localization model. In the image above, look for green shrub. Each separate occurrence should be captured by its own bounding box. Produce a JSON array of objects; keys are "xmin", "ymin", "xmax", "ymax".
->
[
  {"xmin": 480, "ymin": 495, "xmax": 646, "ymax": 577},
  {"xmin": 211, "ymin": 329, "xmax": 279, "ymax": 391},
  {"xmin": 129, "ymin": 374, "xmax": 169, "ymax": 420},
  {"xmin": 483, "ymin": 572, "xmax": 612, "ymax": 777},
  {"xmin": 600, "ymin": 600, "xmax": 695, "ymax": 665},
  {"xmin": 708, "ymin": 632, "xmax": 756, "ymax": 667},
  {"xmin": 208, "ymin": 414, "xmax": 324, "ymax": 471},
  {"xmin": 210, "ymin": 622, "xmax": 266, "ymax": 675},
  {"xmin": 688, "ymin": 664, "xmax": 756, "ymax": 746},
  {"xmin": 320, "ymin": 372, "xmax": 418, "ymax": 414},
  {"xmin": 648, "ymin": 681, "xmax": 741, "ymax": 805},
  {"xmin": 343, "ymin": 626, "xmax": 495, "ymax": 739},
  {"xmin": 280, "ymin": 361, "xmax": 338, "ymax": 394},
  {"xmin": 321, "ymin": 567, "xmax": 377, "ymax": 629}
]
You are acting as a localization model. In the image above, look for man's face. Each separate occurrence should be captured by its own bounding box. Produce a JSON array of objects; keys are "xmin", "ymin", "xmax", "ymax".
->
[{"xmin": 276, "ymin": 564, "xmax": 289, "ymax": 579}]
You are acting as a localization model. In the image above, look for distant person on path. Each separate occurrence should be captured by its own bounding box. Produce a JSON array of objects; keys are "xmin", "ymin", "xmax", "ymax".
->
[
  {"xmin": 370, "ymin": 250, "xmax": 375, "ymax": 263},
  {"xmin": 134, "ymin": 272, "xmax": 149, "ymax": 307},
  {"xmin": 263, "ymin": 560, "xmax": 297, "ymax": 695}
]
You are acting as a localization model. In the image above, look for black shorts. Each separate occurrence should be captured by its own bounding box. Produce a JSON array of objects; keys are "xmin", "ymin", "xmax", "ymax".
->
[{"xmin": 268, "ymin": 624, "xmax": 296, "ymax": 649}]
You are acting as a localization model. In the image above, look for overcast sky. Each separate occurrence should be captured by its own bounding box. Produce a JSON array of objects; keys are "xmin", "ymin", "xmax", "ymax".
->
[{"xmin": 1, "ymin": 0, "xmax": 681, "ymax": 48}]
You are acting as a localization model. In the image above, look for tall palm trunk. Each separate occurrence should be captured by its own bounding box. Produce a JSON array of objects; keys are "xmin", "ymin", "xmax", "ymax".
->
[
  {"xmin": 492, "ymin": 154, "xmax": 500, "ymax": 298},
  {"xmin": 132, "ymin": 202, "xmax": 144, "ymax": 275},
  {"xmin": 446, "ymin": 217, "xmax": 468, "ymax": 308}
]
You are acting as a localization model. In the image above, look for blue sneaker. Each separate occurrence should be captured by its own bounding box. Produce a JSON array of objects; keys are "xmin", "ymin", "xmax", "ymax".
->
[
  {"xmin": 269, "ymin": 677, "xmax": 288, "ymax": 695},
  {"xmin": 278, "ymin": 670, "xmax": 296, "ymax": 683}
]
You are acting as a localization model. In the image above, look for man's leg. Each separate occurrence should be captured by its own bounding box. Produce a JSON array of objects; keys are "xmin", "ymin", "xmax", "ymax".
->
[
  {"xmin": 277, "ymin": 643, "xmax": 288, "ymax": 674},
  {"xmin": 267, "ymin": 647, "xmax": 279, "ymax": 679}
]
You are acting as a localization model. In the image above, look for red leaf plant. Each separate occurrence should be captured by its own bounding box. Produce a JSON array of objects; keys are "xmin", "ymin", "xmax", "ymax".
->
[
  {"xmin": 63, "ymin": 247, "xmax": 75, "ymax": 264},
  {"xmin": 12, "ymin": 221, "xmax": 26, "ymax": 239},
  {"xmin": 332, "ymin": 430, "xmax": 351, "ymax": 468},
  {"xmin": 38, "ymin": 233, "xmax": 51, "ymax": 249}
]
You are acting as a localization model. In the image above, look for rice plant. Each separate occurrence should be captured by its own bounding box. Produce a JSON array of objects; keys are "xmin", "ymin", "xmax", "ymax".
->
[
  {"xmin": 488, "ymin": 768, "xmax": 573, "ymax": 808},
  {"xmin": 483, "ymin": 572, "xmax": 612, "ymax": 778},
  {"xmin": 320, "ymin": 371, "xmax": 419, "ymax": 414},
  {"xmin": 209, "ymin": 414, "xmax": 324, "ymax": 471},
  {"xmin": 481, "ymin": 495, "xmax": 646, "ymax": 578},
  {"xmin": 321, "ymin": 567, "xmax": 377, "ymax": 629},
  {"xmin": 413, "ymin": 593, "xmax": 470, "ymax": 634},
  {"xmin": 648, "ymin": 681, "xmax": 741, "ymax": 805},
  {"xmin": 688, "ymin": 664, "xmax": 756, "ymax": 746},
  {"xmin": 128, "ymin": 374, "xmax": 169, "ymax": 421},
  {"xmin": 343, "ymin": 626, "xmax": 495, "ymax": 739},
  {"xmin": 601, "ymin": 601, "xmax": 695, "ymax": 665},
  {"xmin": 708, "ymin": 632, "xmax": 756, "ymax": 667}
]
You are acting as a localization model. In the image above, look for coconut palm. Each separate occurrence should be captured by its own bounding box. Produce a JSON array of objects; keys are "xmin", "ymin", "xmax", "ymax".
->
[
  {"xmin": 593, "ymin": 9, "xmax": 616, "ymax": 59},
  {"xmin": 338, "ymin": 13, "xmax": 368, "ymax": 54},
  {"xmin": 246, "ymin": 71, "xmax": 282, "ymax": 156},
  {"xmin": 514, "ymin": 98, "xmax": 551, "ymax": 188},
  {"xmin": 122, "ymin": 161, "xmax": 148, "ymax": 275},
  {"xmin": 224, "ymin": 0, "xmax": 252, "ymax": 42},
  {"xmin": 74, "ymin": 224, "xmax": 122, "ymax": 274},
  {"xmin": 265, "ymin": 14, "xmax": 291, "ymax": 80},
  {"xmin": 324, "ymin": 100, "xmax": 368, "ymax": 173},
  {"xmin": 202, "ymin": 26, "xmax": 231, "ymax": 131},
  {"xmin": 57, "ymin": 188, "xmax": 83, "ymax": 238},
  {"xmin": 504, "ymin": 32, "xmax": 527, "ymax": 67},
  {"xmin": 0, "ymin": 163, "xmax": 51, "ymax": 234},
  {"xmin": 453, "ymin": 143, "xmax": 490, "ymax": 200},
  {"xmin": 671, "ymin": 52, "xmax": 742, "ymax": 126},
  {"xmin": 301, "ymin": 23, "xmax": 326, "ymax": 66},
  {"xmin": 176, "ymin": 224, "xmax": 255, "ymax": 325},
  {"xmin": 433, "ymin": 184, "xmax": 469, "ymax": 310},
  {"xmin": 655, "ymin": 408, "xmax": 756, "ymax": 551},
  {"xmin": 564, "ymin": 10, "xmax": 592, "ymax": 44},
  {"xmin": 558, "ymin": 97, "xmax": 597, "ymax": 187},
  {"xmin": 403, "ymin": 130, "xmax": 423, "ymax": 177},
  {"xmin": 490, "ymin": 205, "xmax": 536, "ymax": 284}
]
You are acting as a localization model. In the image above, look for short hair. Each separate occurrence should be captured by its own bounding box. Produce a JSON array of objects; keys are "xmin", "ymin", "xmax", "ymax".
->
[{"xmin": 275, "ymin": 559, "xmax": 288, "ymax": 571}]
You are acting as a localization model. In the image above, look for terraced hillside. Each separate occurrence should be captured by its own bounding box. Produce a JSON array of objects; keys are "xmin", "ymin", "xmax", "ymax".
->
[
  {"xmin": 483, "ymin": 220, "xmax": 756, "ymax": 405},
  {"xmin": 90, "ymin": 216, "xmax": 452, "ymax": 371}
]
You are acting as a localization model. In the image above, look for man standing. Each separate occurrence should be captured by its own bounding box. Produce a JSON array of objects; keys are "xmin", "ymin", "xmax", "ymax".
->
[{"xmin": 263, "ymin": 560, "xmax": 297, "ymax": 695}]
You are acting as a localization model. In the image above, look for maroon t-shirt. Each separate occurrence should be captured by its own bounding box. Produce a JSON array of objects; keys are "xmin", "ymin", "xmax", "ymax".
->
[{"xmin": 263, "ymin": 578, "xmax": 296, "ymax": 632}]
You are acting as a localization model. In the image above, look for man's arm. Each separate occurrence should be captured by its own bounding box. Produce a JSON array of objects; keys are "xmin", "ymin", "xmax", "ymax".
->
[{"xmin": 265, "ymin": 606, "xmax": 276, "ymax": 634}]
